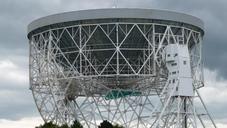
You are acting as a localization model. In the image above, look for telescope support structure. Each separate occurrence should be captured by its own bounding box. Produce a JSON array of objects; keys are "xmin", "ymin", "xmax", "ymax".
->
[
  {"xmin": 152, "ymin": 44, "xmax": 217, "ymax": 128},
  {"xmin": 27, "ymin": 9, "xmax": 217, "ymax": 128}
]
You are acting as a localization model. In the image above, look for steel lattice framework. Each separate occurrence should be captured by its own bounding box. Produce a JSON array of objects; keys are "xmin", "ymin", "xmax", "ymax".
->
[{"xmin": 28, "ymin": 9, "xmax": 217, "ymax": 128}]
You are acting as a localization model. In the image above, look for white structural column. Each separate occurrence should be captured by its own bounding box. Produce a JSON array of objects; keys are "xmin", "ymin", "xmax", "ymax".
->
[
  {"xmin": 164, "ymin": 44, "xmax": 193, "ymax": 97},
  {"xmin": 153, "ymin": 44, "xmax": 217, "ymax": 128}
]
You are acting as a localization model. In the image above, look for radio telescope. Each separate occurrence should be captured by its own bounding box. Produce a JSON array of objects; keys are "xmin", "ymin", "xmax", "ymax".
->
[{"xmin": 27, "ymin": 8, "xmax": 217, "ymax": 128}]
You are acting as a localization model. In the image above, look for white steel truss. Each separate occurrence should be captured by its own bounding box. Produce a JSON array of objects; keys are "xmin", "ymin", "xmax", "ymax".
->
[{"xmin": 29, "ymin": 22, "xmax": 216, "ymax": 128}]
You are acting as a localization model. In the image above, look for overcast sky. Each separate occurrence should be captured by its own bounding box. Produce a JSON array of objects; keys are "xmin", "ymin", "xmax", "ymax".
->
[{"xmin": 0, "ymin": 0, "xmax": 226, "ymax": 128}]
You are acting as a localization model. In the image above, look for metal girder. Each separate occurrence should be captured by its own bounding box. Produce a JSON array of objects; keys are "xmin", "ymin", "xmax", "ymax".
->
[{"xmin": 29, "ymin": 22, "xmax": 214, "ymax": 128}]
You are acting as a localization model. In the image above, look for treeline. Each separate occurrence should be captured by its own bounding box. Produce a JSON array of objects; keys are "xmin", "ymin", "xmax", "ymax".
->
[{"xmin": 36, "ymin": 120, "xmax": 124, "ymax": 128}]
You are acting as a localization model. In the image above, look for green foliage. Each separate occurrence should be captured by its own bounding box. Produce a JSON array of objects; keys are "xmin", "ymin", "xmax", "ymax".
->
[
  {"xmin": 35, "ymin": 122, "xmax": 59, "ymax": 128},
  {"xmin": 36, "ymin": 120, "xmax": 124, "ymax": 128},
  {"xmin": 113, "ymin": 123, "xmax": 124, "ymax": 128},
  {"xmin": 60, "ymin": 124, "xmax": 69, "ymax": 128},
  {"xmin": 70, "ymin": 120, "xmax": 83, "ymax": 128},
  {"xmin": 98, "ymin": 120, "xmax": 113, "ymax": 128},
  {"xmin": 36, "ymin": 120, "xmax": 83, "ymax": 128}
]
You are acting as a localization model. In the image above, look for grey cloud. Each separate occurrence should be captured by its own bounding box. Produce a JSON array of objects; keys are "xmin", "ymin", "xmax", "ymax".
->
[
  {"xmin": 141, "ymin": 0, "xmax": 227, "ymax": 78},
  {"xmin": 0, "ymin": 89, "xmax": 39, "ymax": 120},
  {"xmin": 0, "ymin": 0, "xmax": 113, "ymax": 51},
  {"xmin": 0, "ymin": 0, "xmax": 226, "ymax": 124}
]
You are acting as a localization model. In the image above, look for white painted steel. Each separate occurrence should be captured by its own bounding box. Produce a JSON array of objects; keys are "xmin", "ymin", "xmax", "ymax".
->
[
  {"xmin": 28, "ymin": 9, "xmax": 216, "ymax": 128},
  {"xmin": 27, "ymin": 8, "xmax": 204, "ymax": 35}
]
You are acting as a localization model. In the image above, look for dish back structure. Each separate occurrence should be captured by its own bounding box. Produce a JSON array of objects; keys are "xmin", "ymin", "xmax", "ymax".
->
[{"xmin": 27, "ymin": 9, "xmax": 216, "ymax": 128}]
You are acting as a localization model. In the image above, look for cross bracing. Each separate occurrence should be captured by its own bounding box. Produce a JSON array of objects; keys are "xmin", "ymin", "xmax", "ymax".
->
[{"xmin": 29, "ymin": 22, "xmax": 215, "ymax": 128}]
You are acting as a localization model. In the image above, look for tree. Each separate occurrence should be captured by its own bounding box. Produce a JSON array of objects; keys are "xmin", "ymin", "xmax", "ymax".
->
[
  {"xmin": 98, "ymin": 120, "xmax": 113, "ymax": 128},
  {"xmin": 113, "ymin": 124, "xmax": 124, "ymax": 128},
  {"xmin": 36, "ymin": 120, "xmax": 84, "ymax": 128},
  {"xmin": 35, "ymin": 122, "xmax": 59, "ymax": 128},
  {"xmin": 60, "ymin": 124, "xmax": 69, "ymax": 128},
  {"xmin": 70, "ymin": 120, "xmax": 83, "ymax": 128}
]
